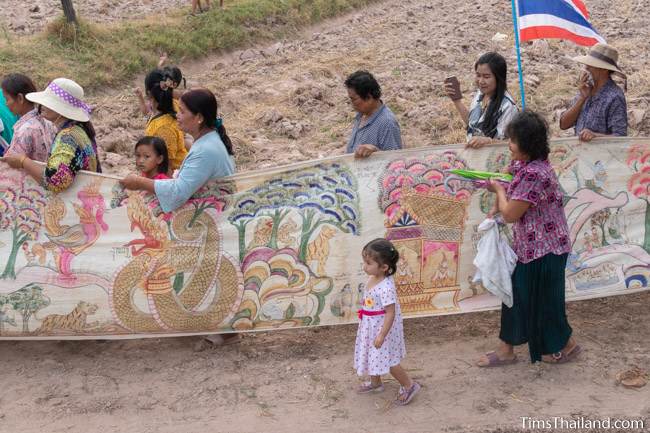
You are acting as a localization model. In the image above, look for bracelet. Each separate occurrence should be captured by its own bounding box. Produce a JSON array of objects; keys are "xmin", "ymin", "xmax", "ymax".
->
[{"xmin": 19, "ymin": 155, "xmax": 27, "ymax": 168}]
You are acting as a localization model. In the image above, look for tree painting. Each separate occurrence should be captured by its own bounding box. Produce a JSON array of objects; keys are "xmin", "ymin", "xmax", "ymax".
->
[
  {"xmin": 0, "ymin": 174, "xmax": 48, "ymax": 279},
  {"xmin": 590, "ymin": 209, "xmax": 611, "ymax": 247},
  {"xmin": 626, "ymin": 144, "xmax": 650, "ymax": 252},
  {"xmin": 8, "ymin": 284, "xmax": 51, "ymax": 333},
  {"xmin": 229, "ymin": 163, "xmax": 360, "ymax": 262},
  {"xmin": 0, "ymin": 294, "xmax": 17, "ymax": 334}
]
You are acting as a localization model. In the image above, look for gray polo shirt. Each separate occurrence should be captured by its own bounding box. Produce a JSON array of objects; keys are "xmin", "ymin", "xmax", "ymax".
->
[{"xmin": 346, "ymin": 104, "xmax": 402, "ymax": 154}]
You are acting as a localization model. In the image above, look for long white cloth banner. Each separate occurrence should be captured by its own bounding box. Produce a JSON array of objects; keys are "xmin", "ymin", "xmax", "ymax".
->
[{"xmin": 0, "ymin": 137, "xmax": 648, "ymax": 339}]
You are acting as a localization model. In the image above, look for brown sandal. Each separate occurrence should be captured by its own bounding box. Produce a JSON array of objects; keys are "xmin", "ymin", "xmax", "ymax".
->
[
  {"xmin": 616, "ymin": 368, "xmax": 648, "ymax": 389},
  {"xmin": 542, "ymin": 344, "xmax": 582, "ymax": 364}
]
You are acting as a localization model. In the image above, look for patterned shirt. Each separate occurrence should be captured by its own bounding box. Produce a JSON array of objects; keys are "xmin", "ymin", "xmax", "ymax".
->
[
  {"xmin": 154, "ymin": 131, "xmax": 235, "ymax": 213},
  {"xmin": 573, "ymin": 79, "xmax": 627, "ymax": 136},
  {"xmin": 145, "ymin": 113, "xmax": 187, "ymax": 171},
  {"xmin": 507, "ymin": 159, "xmax": 571, "ymax": 263},
  {"xmin": 44, "ymin": 123, "xmax": 99, "ymax": 193},
  {"xmin": 346, "ymin": 104, "xmax": 402, "ymax": 154},
  {"xmin": 5, "ymin": 109, "xmax": 57, "ymax": 162},
  {"xmin": 467, "ymin": 91, "xmax": 518, "ymax": 140}
]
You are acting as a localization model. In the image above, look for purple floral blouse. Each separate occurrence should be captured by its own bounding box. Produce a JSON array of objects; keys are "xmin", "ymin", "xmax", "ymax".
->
[{"xmin": 507, "ymin": 159, "xmax": 572, "ymax": 263}]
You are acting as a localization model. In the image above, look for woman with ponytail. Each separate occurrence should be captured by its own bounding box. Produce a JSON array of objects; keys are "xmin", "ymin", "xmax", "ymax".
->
[
  {"xmin": 120, "ymin": 88, "xmax": 234, "ymax": 213},
  {"xmin": 143, "ymin": 69, "xmax": 187, "ymax": 171}
]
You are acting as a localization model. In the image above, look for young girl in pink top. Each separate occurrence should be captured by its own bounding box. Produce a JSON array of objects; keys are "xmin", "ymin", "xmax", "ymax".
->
[
  {"xmin": 354, "ymin": 238, "xmax": 421, "ymax": 405},
  {"xmin": 135, "ymin": 136, "xmax": 170, "ymax": 180}
]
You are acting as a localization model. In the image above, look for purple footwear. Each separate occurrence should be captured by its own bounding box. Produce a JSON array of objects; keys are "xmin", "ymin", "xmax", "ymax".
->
[
  {"xmin": 356, "ymin": 381, "xmax": 385, "ymax": 394},
  {"xmin": 395, "ymin": 381, "xmax": 421, "ymax": 406},
  {"xmin": 478, "ymin": 351, "xmax": 518, "ymax": 368}
]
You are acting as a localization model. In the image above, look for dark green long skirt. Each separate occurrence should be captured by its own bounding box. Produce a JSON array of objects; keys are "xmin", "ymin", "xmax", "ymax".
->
[{"xmin": 499, "ymin": 253, "xmax": 572, "ymax": 363}]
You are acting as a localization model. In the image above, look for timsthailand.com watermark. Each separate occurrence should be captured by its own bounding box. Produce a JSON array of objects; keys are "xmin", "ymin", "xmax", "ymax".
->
[{"xmin": 522, "ymin": 416, "xmax": 645, "ymax": 430}]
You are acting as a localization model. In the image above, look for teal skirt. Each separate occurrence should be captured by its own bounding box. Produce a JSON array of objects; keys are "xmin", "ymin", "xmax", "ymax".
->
[{"xmin": 499, "ymin": 253, "xmax": 572, "ymax": 363}]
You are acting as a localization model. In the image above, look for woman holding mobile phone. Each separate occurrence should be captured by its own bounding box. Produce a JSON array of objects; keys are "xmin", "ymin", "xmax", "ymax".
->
[
  {"xmin": 559, "ymin": 43, "xmax": 627, "ymax": 142},
  {"xmin": 444, "ymin": 52, "xmax": 518, "ymax": 148}
]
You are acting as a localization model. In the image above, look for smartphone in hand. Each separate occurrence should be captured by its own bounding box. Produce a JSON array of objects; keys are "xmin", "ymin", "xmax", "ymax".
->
[{"xmin": 444, "ymin": 76, "xmax": 462, "ymax": 101}]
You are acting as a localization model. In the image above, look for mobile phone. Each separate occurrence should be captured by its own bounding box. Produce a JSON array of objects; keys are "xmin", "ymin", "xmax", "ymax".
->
[{"xmin": 444, "ymin": 76, "xmax": 462, "ymax": 101}]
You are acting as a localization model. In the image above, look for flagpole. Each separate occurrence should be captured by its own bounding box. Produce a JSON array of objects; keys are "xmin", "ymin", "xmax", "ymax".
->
[{"xmin": 511, "ymin": 0, "xmax": 526, "ymax": 110}]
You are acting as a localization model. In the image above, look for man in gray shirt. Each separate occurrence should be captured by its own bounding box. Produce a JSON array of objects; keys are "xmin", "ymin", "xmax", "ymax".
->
[{"xmin": 345, "ymin": 71, "xmax": 402, "ymax": 158}]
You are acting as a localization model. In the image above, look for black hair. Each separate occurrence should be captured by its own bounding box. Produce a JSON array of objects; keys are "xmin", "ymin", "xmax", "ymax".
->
[
  {"xmin": 135, "ymin": 136, "xmax": 169, "ymax": 175},
  {"xmin": 1, "ymin": 73, "xmax": 37, "ymax": 99},
  {"xmin": 475, "ymin": 52, "xmax": 508, "ymax": 138},
  {"xmin": 180, "ymin": 89, "xmax": 234, "ymax": 156},
  {"xmin": 163, "ymin": 66, "xmax": 186, "ymax": 89},
  {"xmin": 344, "ymin": 70, "xmax": 382, "ymax": 100},
  {"xmin": 505, "ymin": 110, "xmax": 550, "ymax": 161},
  {"xmin": 145, "ymin": 69, "xmax": 176, "ymax": 117},
  {"xmin": 69, "ymin": 120, "xmax": 101, "ymax": 173},
  {"xmin": 362, "ymin": 238, "xmax": 399, "ymax": 276}
]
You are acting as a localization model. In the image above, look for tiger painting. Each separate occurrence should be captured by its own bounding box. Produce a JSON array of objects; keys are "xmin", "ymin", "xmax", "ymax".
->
[{"xmin": 35, "ymin": 301, "xmax": 99, "ymax": 335}]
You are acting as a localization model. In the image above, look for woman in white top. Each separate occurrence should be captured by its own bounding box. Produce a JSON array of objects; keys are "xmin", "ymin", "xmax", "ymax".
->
[{"xmin": 444, "ymin": 52, "xmax": 518, "ymax": 148}]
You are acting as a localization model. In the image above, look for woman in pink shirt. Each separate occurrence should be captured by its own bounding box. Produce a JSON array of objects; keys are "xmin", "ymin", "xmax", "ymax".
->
[
  {"xmin": 478, "ymin": 111, "xmax": 580, "ymax": 366},
  {"xmin": 1, "ymin": 74, "xmax": 57, "ymax": 162}
]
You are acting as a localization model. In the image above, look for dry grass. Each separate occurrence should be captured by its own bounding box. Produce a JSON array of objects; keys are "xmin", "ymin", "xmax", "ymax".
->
[{"xmin": 0, "ymin": 0, "xmax": 382, "ymax": 91}]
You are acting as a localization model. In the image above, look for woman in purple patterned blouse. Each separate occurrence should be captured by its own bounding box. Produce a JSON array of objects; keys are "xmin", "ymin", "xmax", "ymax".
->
[
  {"xmin": 560, "ymin": 43, "xmax": 627, "ymax": 142},
  {"xmin": 477, "ymin": 111, "xmax": 581, "ymax": 367}
]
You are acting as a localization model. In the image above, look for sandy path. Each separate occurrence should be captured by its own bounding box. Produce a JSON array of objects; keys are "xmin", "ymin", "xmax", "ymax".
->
[
  {"xmin": 1, "ymin": 0, "xmax": 649, "ymax": 431},
  {"xmin": 1, "ymin": 293, "xmax": 649, "ymax": 432}
]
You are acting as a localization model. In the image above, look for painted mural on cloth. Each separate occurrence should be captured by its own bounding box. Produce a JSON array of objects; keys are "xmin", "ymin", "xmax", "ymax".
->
[
  {"xmin": 378, "ymin": 151, "xmax": 476, "ymax": 313},
  {"xmin": 227, "ymin": 162, "xmax": 360, "ymax": 330},
  {"xmin": 0, "ymin": 137, "xmax": 649, "ymax": 339}
]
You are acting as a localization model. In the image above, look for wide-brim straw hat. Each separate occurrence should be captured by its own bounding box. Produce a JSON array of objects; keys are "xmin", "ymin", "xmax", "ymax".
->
[
  {"xmin": 26, "ymin": 78, "xmax": 91, "ymax": 122},
  {"xmin": 573, "ymin": 43, "xmax": 626, "ymax": 79}
]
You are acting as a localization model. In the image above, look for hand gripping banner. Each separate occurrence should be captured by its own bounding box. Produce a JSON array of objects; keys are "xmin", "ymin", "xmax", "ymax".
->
[{"xmin": 1, "ymin": 137, "xmax": 648, "ymax": 339}]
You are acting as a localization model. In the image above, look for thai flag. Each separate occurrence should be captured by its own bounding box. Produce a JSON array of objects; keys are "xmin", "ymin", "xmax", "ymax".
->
[{"xmin": 517, "ymin": 0, "xmax": 606, "ymax": 47}]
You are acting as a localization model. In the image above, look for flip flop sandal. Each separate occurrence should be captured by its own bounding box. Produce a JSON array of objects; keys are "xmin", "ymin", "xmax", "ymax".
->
[
  {"xmin": 477, "ymin": 351, "xmax": 518, "ymax": 368},
  {"xmin": 356, "ymin": 381, "xmax": 385, "ymax": 394},
  {"xmin": 616, "ymin": 368, "xmax": 648, "ymax": 389},
  {"xmin": 544, "ymin": 344, "xmax": 582, "ymax": 364},
  {"xmin": 395, "ymin": 382, "xmax": 421, "ymax": 406}
]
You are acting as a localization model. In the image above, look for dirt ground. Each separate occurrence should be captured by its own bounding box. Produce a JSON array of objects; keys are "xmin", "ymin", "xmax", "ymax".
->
[
  {"xmin": 0, "ymin": 0, "xmax": 187, "ymax": 34},
  {"xmin": 1, "ymin": 0, "xmax": 650, "ymax": 431}
]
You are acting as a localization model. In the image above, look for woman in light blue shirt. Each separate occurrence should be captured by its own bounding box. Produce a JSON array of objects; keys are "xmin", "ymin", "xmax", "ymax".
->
[
  {"xmin": 121, "ymin": 88, "xmax": 238, "ymax": 349},
  {"xmin": 121, "ymin": 88, "xmax": 234, "ymax": 212}
]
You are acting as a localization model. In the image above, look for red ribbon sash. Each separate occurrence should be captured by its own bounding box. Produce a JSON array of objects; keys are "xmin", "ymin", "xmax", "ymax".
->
[{"xmin": 357, "ymin": 309, "xmax": 386, "ymax": 320}]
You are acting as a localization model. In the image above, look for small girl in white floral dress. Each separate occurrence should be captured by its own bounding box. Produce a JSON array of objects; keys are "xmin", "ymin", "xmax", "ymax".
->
[{"xmin": 354, "ymin": 238, "xmax": 421, "ymax": 405}]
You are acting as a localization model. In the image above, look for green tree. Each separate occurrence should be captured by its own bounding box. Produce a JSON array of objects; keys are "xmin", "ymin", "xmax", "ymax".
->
[
  {"xmin": 0, "ymin": 294, "xmax": 17, "ymax": 334},
  {"xmin": 0, "ymin": 174, "xmax": 48, "ymax": 279},
  {"xmin": 229, "ymin": 163, "xmax": 360, "ymax": 263},
  {"xmin": 8, "ymin": 285, "xmax": 51, "ymax": 333}
]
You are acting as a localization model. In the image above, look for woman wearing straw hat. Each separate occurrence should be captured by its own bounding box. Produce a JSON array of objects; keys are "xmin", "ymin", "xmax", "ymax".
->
[
  {"xmin": 0, "ymin": 78, "xmax": 101, "ymax": 192},
  {"xmin": 559, "ymin": 43, "xmax": 628, "ymax": 142}
]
